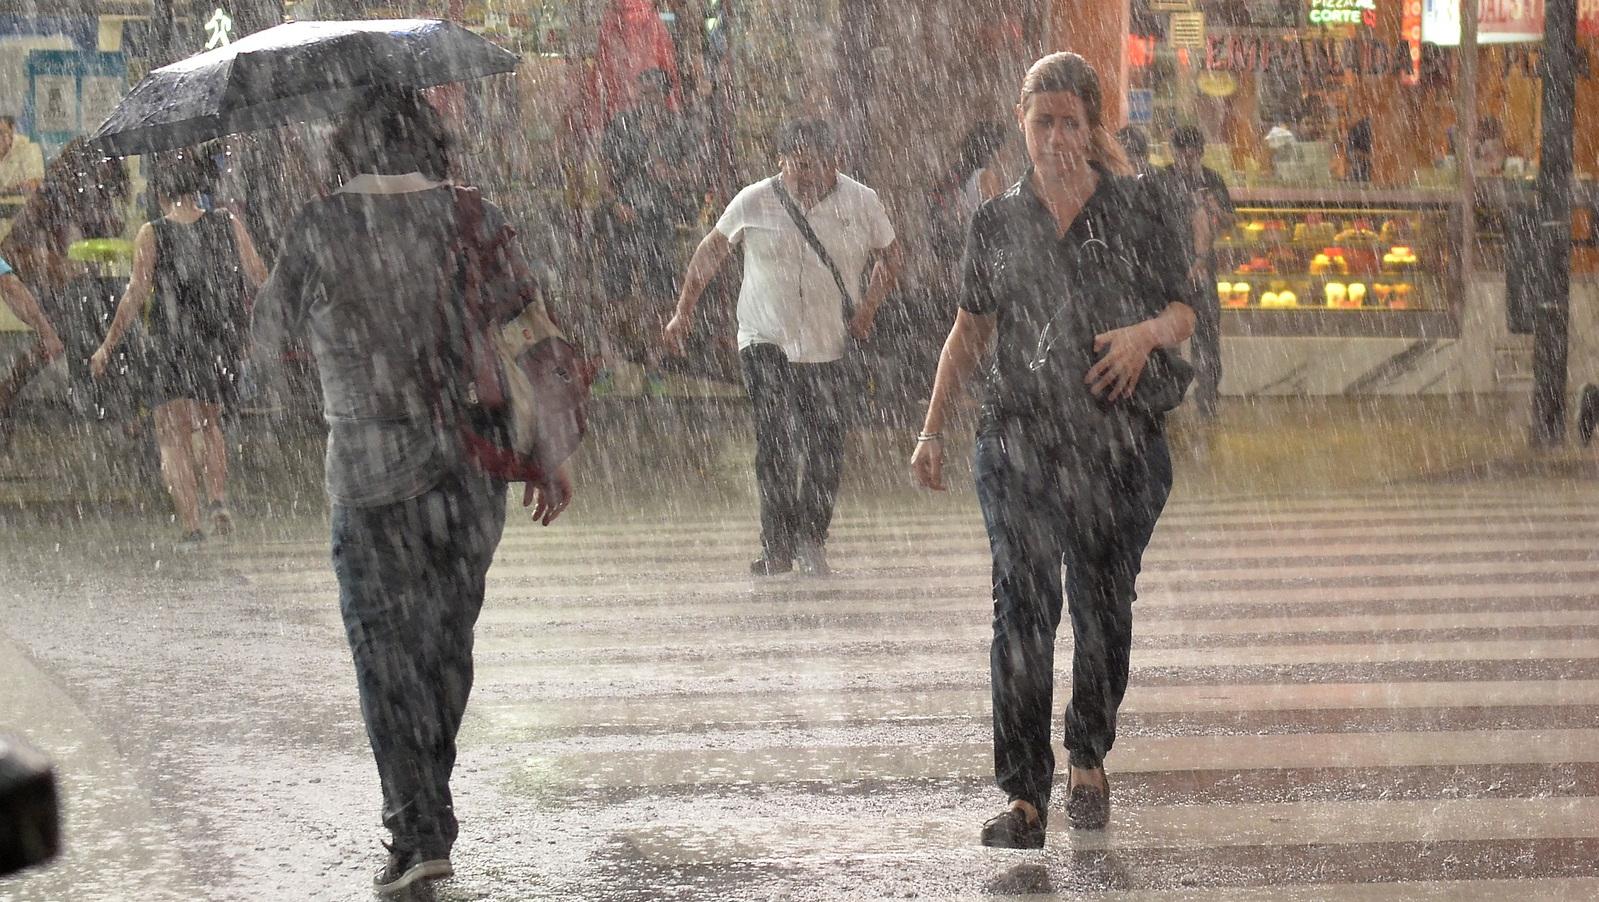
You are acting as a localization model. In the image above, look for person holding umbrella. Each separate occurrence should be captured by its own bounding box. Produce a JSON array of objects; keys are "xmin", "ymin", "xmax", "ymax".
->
[
  {"xmin": 910, "ymin": 52, "xmax": 1194, "ymax": 847},
  {"xmin": 250, "ymin": 87, "xmax": 573, "ymax": 896},
  {"xmin": 94, "ymin": 21, "xmax": 565, "ymax": 895}
]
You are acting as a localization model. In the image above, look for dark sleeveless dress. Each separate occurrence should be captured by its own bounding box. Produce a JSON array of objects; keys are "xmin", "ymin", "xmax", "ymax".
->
[{"xmin": 144, "ymin": 211, "xmax": 248, "ymax": 406}]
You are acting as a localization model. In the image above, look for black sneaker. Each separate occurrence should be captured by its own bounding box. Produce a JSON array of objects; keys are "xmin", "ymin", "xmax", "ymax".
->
[
  {"xmin": 980, "ymin": 806, "xmax": 1046, "ymax": 849},
  {"xmin": 1066, "ymin": 770, "xmax": 1110, "ymax": 830},
  {"xmin": 795, "ymin": 543, "xmax": 830, "ymax": 577},
  {"xmin": 174, "ymin": 530, "xmax": 205, "ymax": 553},
  {"xmin": 750, "ymin": 555, "xmax": 793, "ymax": 576},
  {"xmin": 1578, "ymin": 384, "xmax": 1599, "ymax": 447},
  {"xmin": 373, "ymin": 843, "xmax": 452, "ymax": 896}
]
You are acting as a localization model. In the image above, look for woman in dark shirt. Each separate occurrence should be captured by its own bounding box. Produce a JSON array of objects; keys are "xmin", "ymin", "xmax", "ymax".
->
[
  {"xmin": 92, "ymin": 152, "xmax": 267, "ymax": 549},
  {"xmin": 910, "ymin": 52, "xmax": 1196, "ymax": 848}
]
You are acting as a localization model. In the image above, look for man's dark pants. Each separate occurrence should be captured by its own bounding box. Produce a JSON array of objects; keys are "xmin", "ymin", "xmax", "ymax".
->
[
  {"xmin": 740, "ymin": 343, "xmax": 847, "ymax": 561},
  {"xmin": 974, "ymin": 424, "xmax": 1172, "ymax": 815},
  {"xmin": 331, "ymin": 470, "xmax": 507, "ymax": 859},
  {"xmin": 1191, "ymin": 263, "xmax": 1223, "ymax": 416}
]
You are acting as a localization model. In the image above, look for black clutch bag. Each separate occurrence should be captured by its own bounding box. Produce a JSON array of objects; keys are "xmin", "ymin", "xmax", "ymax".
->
[{"xmin": 1130, "ymin": 346, "xmax": 1194, "ymax": 414}]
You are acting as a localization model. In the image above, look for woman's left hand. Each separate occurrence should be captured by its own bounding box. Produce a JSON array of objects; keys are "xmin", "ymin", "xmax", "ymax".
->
[{"xmin": 1086, "ymin": 325, "xmax": 1155, "ymax": 402}]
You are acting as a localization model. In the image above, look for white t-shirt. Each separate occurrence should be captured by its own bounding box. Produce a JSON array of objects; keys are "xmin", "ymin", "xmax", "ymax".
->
[{"xmin": 715, "ymin": 173, "xmax": 895, "ymax": 363}]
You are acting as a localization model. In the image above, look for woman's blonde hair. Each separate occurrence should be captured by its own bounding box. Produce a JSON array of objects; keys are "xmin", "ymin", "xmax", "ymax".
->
[{"xmin": 1018, "ymin": 52, "xmax": 1131, "ymax": 176}]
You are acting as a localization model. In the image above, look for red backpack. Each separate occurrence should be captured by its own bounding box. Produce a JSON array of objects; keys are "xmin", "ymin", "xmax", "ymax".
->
[{"xmin": 446, "ymin": 186, "xmax": 588, "ymax": 484}]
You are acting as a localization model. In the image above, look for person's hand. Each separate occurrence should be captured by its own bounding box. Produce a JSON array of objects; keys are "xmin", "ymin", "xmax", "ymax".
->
[
  {"xmin": 848, "ymin": 308, "xmax": 876, "ymax": 341},
  {"xmin": 910, "ymin": 438, "xmax": 946, "ymax": 491},
  {"xmin": 89, "ymin": 346, "xmax": 111, "ymax": 379},
  {"xmin": 1087, "ymin": 325, "xmax": 1155, "ymax": 402},
  {"xmin": 522, "ymin": 462, "xmax": 574, "ymax": 526},
  {"xmin": 662, "ymin": 311, "xmax": 692, "ymax": 355},
  {"xmin": 39, "ymin": 331, "xmax": 65, "ymax": 363}
]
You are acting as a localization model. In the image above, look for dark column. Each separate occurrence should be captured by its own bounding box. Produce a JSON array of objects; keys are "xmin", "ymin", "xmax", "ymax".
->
[{"xmin": 1530, "ymin": 0, "xmax": 1578, "ymax": 447}]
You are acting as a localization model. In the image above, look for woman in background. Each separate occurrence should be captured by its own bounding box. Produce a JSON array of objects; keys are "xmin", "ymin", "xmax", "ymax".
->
[{"xmin": 91, "ymin": 151, "xmax": 266, "ymax": 549}]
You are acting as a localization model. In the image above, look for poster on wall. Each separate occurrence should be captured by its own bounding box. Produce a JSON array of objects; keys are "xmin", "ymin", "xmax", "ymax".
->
[
  {"xmin": 25, "ymin": 50, "xmax": 126, "ymax": 157},
  {"xmin": 80, "ymin": 55, "xmax": 125, "ymax": 128},
  {"xmin": 32, "ymin": 73, "xmax": 76, "ymax": 133}
]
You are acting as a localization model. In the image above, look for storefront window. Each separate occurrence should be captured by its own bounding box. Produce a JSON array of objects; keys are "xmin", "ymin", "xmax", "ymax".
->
[{"xmin": 1122, "ymin": 0, "xmax": 1599, "ymax": 336}]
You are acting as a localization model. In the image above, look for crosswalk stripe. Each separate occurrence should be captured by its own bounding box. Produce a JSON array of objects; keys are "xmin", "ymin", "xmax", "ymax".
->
[
  {"xmin": 225, "ymin": 488, "xmax": 1599, "ymax": 895},
  {"xmin": 468, "ymin": 609, "xmax": 1599, "ymax": 652},
  {"xmin": 615, "ymin": 797, "xmax": 1599, "ymax": 858},
  {"xmin": 468, "ymin": 680, "xmax": 1599, "ymax": 731},
  {"xmin": 522, "ymin": 729, "xmax": 1599, "ymax": 789}
]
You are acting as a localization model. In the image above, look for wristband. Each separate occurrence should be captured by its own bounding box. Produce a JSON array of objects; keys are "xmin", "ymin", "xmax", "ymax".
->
[{"xmin": 915, "ymin": 431, "xmax": 943, "ymax": 443}]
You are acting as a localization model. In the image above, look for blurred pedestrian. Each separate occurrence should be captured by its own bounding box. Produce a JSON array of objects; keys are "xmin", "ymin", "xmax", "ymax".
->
[
  {"xmin": 1345, "ymin": 117, "xmax": 1373, "ymax": 183},
  {"xmin": 90, "ymin": 151, "xmax": 266, "ymax": 549},
  {"xmin": 0, "ymin": 255, "xmax": 66, "ymax": 446},
  {"xmin": 930, "ymin": 120, "xmax": 1007, "ymax": 279},
  {"xmin": 0, "ymin": 255, "xmax": 65, "ymax": 365},
  {"xmin": 0, "ymin": 140, "xmax": 128, "ymax": 413},
  {"xmin": 1114, "ymin": 125, "xmax": 1153, "ymax": 178},
  {"xmin": 911, "ymin": 52, "xmax": 1194, "ymax": 847},
  {"xmin": 663, "ymin": 117, "xmax": 902, "ymax": 576},
  {"xmin": 0, "ymin": 116, "xmax": 44, "ymax": 195},
  {"xmin": 1474, "ymin": 116, "xmax": 1507, "ymax": 177},
  {"xmin": 597, "ymin": 68, "xmax": 697, "ymax": 395},
  {"xmin": 1148, "ymin": 125, "xmax": 1231, "ymax": 418},
  {"xmin": 250, "ymin": 88, "xmax": 573, "ymax": 897}
]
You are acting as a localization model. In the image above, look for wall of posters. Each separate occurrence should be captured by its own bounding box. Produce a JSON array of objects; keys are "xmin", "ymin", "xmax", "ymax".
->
[{"xmin": 26, "ymin": 50, "xmax": 127, "ymax": 157}]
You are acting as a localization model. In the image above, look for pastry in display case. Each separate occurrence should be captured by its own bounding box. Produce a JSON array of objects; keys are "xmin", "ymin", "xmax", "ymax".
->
[{"xmin": 1214, "ymin": 204, "xmax": 1449, "ymax": 318}]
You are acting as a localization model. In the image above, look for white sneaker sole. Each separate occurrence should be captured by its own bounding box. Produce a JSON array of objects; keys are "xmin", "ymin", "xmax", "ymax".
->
[{"xmin": 374, "ymin": 858, "xmax": 452, "ymax": 895}]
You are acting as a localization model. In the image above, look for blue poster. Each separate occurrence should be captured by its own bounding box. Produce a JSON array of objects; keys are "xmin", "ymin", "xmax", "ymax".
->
[
  {"xmin": 1127, "ymin": 89, "xmax": 1154, "ymax": 126},
  {"xmin": 25, "ymin": 50, "xmax": 126, "ymax": 157}
]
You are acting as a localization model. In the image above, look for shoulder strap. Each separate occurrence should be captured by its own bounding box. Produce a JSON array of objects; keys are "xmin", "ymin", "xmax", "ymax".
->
[{"xmin": 769, "ymin": 178, "xmax": 854, "ymax": 313}]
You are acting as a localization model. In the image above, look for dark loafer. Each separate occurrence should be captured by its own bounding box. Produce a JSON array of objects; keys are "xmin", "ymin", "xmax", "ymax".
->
[
  {"xmin": 980, "ymin": 806, "xmax": 1046, "ymax": 849},
  {"xmin": 1066, "ymin": 770, "xmax": 1110, "ymax": 830}
]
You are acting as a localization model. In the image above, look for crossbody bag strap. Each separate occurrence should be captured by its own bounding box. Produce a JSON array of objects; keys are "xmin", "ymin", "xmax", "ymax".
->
[{"xmin": 770, "ymin": 178, "xmax": 854, "ymax": 315}]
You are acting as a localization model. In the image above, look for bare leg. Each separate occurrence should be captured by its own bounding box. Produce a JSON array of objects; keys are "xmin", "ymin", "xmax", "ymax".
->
[
  {"xmin": 196, "ymin": 402, "xmax": 228, "ymax": 505},
  {"xmin": 153, "ymin": 400, "xmax": 202, "ymax": 534}
]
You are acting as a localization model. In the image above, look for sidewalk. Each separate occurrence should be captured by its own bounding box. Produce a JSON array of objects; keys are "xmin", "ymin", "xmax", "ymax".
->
[{"xmin": 2, "ymin": 392, "xmax": 1596, "ymax": 516}]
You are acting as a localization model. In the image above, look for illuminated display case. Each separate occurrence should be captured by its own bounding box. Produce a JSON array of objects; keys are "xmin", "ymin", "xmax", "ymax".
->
[{"xmin": 1217, "ymin": 189, "xmax": 1462, "ymax": 338}]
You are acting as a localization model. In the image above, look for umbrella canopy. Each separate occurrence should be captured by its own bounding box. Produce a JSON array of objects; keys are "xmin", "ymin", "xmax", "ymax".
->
[{"xmin": 92, "ymin": 18, "xmax": 517, "ymax": 156}]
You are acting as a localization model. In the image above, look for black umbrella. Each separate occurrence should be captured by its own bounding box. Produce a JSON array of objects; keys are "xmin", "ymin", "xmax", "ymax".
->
[{"xmin": 91, "ymin": 18, "xmax": 517, "ymax": 156}]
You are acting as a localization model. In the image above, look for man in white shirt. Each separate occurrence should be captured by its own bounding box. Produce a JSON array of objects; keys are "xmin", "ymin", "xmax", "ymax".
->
[
  {"xmin": 663, "ymin": 118, "xmax": 902, "ymax": 576},
  {"xmin": 0, "ymin": 117, "xmax": 44, "ymax": 195}
]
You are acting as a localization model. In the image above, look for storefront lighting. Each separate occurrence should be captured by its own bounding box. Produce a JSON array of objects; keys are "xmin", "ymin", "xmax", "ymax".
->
[{"xmin": 1308, "ymin": 0, "xmax": 1378, "ymax": 27}]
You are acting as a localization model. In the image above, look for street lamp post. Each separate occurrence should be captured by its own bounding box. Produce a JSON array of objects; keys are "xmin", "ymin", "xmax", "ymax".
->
[{"xmin": 1530, "ymin": 0, "xmax": 1579, "ymax": 446}]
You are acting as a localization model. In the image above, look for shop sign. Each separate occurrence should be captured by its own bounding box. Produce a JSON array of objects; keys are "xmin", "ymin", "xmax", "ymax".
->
[
  {"xmin": 1204, "ymin": 36, "xmax": 1416, "ymax": 76},
  {"xmin": 1402, "ymin": 0, "xmax": 1424, "ymax": 84},
  {"xmin": 1422, "ymin": 0, "xmax": 1599, "ymax": 45},
  {"xmin": 1127, "ymin": 89, "xmax": 1154, "ymax": 125},
  {"xmin": 1309, "ymin": 0, "xmax": 1379, "ymax": 28},
  {"xmin": 1169, "ymin": 12, "xmax": 1206, "ymax": 48}
]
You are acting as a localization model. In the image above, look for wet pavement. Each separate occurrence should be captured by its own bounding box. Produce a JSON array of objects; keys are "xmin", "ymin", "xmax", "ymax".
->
[{"xmin": 5, "ymin": 400, "xmax": 1599, "ymax": 900}]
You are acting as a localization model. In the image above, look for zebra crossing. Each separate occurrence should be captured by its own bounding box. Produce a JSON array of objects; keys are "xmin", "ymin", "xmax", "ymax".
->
[{"xmin": 236, "ymin": 486, "xmax": 1599, "ymax": 900}]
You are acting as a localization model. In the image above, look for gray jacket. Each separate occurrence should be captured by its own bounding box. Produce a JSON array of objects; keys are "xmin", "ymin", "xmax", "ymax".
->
[{"xmin": 251, "ymin": 174, "xmax": 510, "ymax": 507}]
